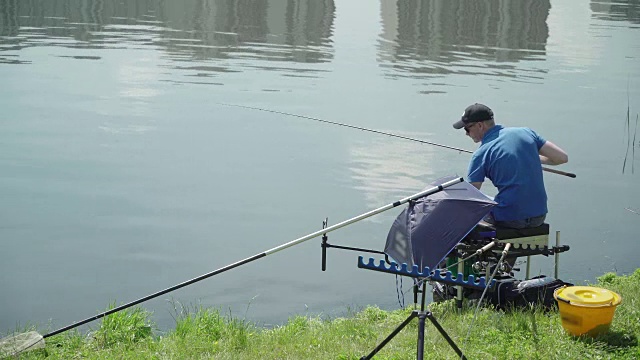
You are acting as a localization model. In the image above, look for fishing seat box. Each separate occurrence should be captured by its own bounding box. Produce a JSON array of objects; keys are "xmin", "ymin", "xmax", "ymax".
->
[{"xmin": 475, "ymin": 222, "xmax": 550, "ymax": 248}]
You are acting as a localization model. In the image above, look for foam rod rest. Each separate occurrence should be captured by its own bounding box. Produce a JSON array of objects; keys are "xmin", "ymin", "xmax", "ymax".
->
[{"xmin": 357, "ymin": 256, "xmax": 494, "ymax": 290}]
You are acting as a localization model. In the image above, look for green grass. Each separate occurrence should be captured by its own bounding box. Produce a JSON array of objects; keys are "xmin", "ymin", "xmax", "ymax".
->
[{"xmin": 5, "ymin": 269, "xmax": 639, "ymax": 359}]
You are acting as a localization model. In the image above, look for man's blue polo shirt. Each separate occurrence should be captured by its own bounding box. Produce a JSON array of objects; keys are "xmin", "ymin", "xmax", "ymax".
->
[{"xmin": 467, "ymin": 125, "xmax": 547, "ymax": 222}]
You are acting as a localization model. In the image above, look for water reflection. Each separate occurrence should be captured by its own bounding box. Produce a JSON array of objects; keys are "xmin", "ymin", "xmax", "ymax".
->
[
  {"xmin": 0, "ymin": 0, "xmax": 335, "ymax": 72},
  {"xmin": 378, "ymin": 0, "xmax": 551, "ymax": 86},
  {"xmin": 347, "ymin": 132, "xmax": 442, "ymax": 214},
  {"xmin": 591, "ymin": 0, "xmax": 640, "ymax": 24}
]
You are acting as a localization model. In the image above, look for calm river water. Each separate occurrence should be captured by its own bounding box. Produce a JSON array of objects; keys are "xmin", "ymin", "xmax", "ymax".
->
[{"xmin": 1, "ymin": 0, "xmax": 639, "ymax": 334}]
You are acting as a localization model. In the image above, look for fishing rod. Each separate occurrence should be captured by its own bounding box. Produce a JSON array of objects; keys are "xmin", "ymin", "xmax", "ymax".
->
[
  {"xmin": 0, "ymin": 177, "xmax": 464, "ymax": 356},
  {"xmin": 221, "ymin": 103, "xmax": 577, "ymax": 179}
]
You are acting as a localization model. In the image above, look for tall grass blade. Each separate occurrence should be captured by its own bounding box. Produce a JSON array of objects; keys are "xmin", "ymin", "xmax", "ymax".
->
[
  {"xmin": 622, "ymin": 100, "xmax": 631, "ymax": 173},
  {"xmin": 633, "ymin": 114, "xmax": 638, "ymax": 174}
]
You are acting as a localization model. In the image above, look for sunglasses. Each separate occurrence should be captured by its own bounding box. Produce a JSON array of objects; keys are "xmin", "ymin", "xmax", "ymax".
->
[{"xmin": 464, "ymin": 122, "xmax": 479, "ymax": 134}]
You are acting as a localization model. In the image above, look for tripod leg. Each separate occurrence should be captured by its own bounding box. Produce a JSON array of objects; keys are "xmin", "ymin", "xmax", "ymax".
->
[
  {"xmin": 425, "ymin": 311, "xmax": 467, "ymax": 360},
  {"xmin": 360, "ymin": 311, "xmax": 417, "ymax": 360},
  {"xmin": 417, "ymin": 312, "xmax": 426, "ymax": 360}
]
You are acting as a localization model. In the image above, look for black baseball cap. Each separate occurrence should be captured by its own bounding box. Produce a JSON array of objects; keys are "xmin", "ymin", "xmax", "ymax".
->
[{"xmin": 453, "ymin": 103, "xmax": 494, "ymax": 129}]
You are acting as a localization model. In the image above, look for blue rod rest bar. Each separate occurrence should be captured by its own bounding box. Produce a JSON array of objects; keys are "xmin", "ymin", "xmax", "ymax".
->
[{"xmin": 357, "ymin": 256, "xmax": 495, "ymax": 290}]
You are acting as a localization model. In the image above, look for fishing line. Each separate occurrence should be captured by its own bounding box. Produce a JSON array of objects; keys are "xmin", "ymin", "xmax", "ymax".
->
[
  {"xmin": 219, "ymin": 103, "xmax": 471, "ymax": 153},
  {"xmin": 220, "ymin": 103, "xmax": 577, "ymax": 178},
  {"xmin": 395, "ymin": 275, "xmax": 405, "ymax": 309}
]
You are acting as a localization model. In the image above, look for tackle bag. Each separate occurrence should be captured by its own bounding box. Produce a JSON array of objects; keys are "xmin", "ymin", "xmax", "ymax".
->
[{"xmin": 489, "ymin": 275, "xmax": 571, "ymax": 310}]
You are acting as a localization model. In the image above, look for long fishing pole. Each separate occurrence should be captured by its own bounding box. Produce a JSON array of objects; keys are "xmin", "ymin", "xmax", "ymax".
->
[
  {"xmin": 221, "ymin": 103, "xmax": 577, "ymax": 179},
  {"xmin": 3, "ymin": 177, "xmax": 463, "ymax": 353}
]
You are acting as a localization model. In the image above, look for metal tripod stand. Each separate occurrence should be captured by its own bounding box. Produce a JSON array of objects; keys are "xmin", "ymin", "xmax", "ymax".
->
[
  {"xmin": 360, "ymin": 281, "xmax": 467, "ymax": 360},
  {"xmin": 319, "ymin": 223, "xmax": 469, "ymax": 359}
]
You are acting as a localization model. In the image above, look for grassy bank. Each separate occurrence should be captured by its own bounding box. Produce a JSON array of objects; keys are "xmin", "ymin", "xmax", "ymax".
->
[{"xmin": 6, "ymin": 269, "xmax": 639, "ymax": 359}]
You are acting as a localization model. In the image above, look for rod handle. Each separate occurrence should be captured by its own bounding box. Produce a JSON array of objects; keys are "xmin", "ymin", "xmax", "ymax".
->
[{"xmin": 542, "ymin": 167, "xmax": 576, "ymax": 178}]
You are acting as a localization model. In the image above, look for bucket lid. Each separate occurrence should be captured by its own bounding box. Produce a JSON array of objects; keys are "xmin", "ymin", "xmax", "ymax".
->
[{"xmin": 554, "ymin": 286, "xmax": 621, "ymax": 306}]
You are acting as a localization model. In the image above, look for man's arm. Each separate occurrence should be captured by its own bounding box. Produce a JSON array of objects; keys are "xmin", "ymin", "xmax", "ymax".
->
[
  {"xmin": 471, "ymin": 182, "xmax": 483, "ymax": 190},
  {"xmin": 539, "ymin": 141, "xmax": 568, "ymax": 165}
]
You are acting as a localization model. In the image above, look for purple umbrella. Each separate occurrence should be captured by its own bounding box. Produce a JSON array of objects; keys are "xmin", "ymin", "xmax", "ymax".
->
[{"xmin": 385, "ymin": 175, "xmax": 496, "ymax": 270}]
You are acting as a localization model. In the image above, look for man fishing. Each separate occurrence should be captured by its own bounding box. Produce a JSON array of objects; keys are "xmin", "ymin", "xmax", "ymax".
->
[{"xmin": 453, "ymin": 103, "xmax": 569, "ymax": 229}]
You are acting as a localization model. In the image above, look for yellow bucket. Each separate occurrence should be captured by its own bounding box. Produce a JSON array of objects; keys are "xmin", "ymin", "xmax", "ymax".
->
[{"xmin": 553, "ymin": 286, "xmax": 622, "ymax": 337}]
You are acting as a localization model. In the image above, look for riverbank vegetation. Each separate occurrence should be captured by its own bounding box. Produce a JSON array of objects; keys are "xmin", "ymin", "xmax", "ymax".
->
[{"xmin": 7, "ymin": 269, "xmax": 639, "ymax": 359}]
